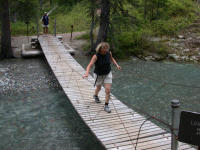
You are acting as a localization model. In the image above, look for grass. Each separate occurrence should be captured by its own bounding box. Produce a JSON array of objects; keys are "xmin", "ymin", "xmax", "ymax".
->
[
  {"xmin": 48, "ymin": 2, "xmax": 90, "ymax": 34},
  {"xmin": 11, "ymin": 22, "xmax": 38, "ymax": 36},
  {"xmin": 11, "ymin": 1, "xmax": 90, "ymax": 36},
  {"xmin": 75, "ymin": 31, "xmax": 90, "ymax": 40}
]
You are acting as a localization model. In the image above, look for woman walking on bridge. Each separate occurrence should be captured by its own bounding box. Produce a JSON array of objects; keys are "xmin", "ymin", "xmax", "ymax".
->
[{"xmin": 83, "ymin": 42, "xmax": 121, "ymax": 113}]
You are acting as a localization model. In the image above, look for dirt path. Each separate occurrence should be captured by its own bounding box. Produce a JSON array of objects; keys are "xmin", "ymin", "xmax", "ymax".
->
[{"xmin": 11, "ymin": 32, "xmax": 87, "ymax": 57}]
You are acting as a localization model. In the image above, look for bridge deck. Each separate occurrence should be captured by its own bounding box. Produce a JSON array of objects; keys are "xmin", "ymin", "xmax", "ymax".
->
[{"xmin": 38, "ymin": 35, "xmax": 195, "ymax": 150}]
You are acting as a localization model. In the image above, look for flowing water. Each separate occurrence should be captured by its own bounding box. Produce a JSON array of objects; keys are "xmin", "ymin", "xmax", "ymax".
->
[
  {"xmin": 73, "ymin": 54, "xmax": 200, "ymax": 128},
  {"xmin": 0, "ymin": 55, "xmax": 200, "ymax": 150},
  {"xmin": 0, "ymin": 58, "xmax": 104, "ymax": 150}
]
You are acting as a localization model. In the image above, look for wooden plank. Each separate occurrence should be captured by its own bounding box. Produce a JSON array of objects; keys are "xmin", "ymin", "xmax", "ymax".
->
[{"xmin": 105, "ymin": 133, "xmax": 171, "ymax": 149}]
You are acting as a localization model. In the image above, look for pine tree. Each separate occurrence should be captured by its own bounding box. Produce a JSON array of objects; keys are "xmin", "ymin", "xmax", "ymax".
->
[{"xmin": 0, "ymin": 0, "xmax": 13, "ymax": 59}]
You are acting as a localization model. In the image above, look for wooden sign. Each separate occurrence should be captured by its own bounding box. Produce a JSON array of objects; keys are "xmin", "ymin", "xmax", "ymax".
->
[{"xmin": 178, "ymin": 111, "xmax": 200, "ymax": 146}]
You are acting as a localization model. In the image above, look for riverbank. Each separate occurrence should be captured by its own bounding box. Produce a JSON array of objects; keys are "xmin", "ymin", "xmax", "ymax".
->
[
  {"xmin": 146, "ymin": 17, "xmax": 200, "ymax": 63},
  {"xmin": 10, "ymin": 28, "xmax": 200, "ymax": 64},
  {"xmin": 11, "ymin": 32, "xmax": 88, "ymax": 58}
]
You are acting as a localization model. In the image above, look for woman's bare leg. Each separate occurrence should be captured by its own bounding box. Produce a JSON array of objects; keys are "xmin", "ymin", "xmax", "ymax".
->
[
  {"xmin": 104, "ymin": 83, "xmax": 111, "ymax": 103},
  {"xmin": 95, "ymin": 85, "xmax": 101, "ymax": 96}
]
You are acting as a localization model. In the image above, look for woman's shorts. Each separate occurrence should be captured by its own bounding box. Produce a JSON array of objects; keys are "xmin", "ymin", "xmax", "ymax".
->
[
  {"xmin": 43, "ymin": 24, "xmax": 49, "ymax": 28},
  {"xmin": 93, "ymin": 72, "xmax": 112, "ymax": 86}
]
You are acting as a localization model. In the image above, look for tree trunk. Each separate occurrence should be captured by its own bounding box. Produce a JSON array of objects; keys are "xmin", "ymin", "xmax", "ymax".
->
[
  {"xmin": 151, "ymin": 5, "xmax": 154, "ymax": 21},
  {"xmin": 0, "ymin": 0, "xmax": 13, "ymax": 59},
  {"xmin": 144, "ymin": 0, "xmax": 147, "ymax": 19},
  {"xmin": 39, "ymin": 0, "xmax": 43, "ymax": 8},
  {"xmin": 156, "ymin": 0, "xmax": 159, "ymax": 19},
  {"xmin": 50, "ymin": 0, "xmax": 53, "ymax": 6},
  {"xmin": 95, "ymin": 0, "xmax": 110, "ymax": 48},
  {"xmin": 90, "ymin": 6, "xmax": 95, "ymax": 52}
]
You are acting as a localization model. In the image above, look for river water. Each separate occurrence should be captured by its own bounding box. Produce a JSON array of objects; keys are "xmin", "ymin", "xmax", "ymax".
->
[
  {"xmin": 73, "ymin": 54, "xmax": 200, "ymax": 128},
  {"xmin": 0, "ymin": 56, "xmax": 200, "ymax": 150},
  {"xmin": 0, "ymin": 58, "xmax": 104, "ymax": 150}
]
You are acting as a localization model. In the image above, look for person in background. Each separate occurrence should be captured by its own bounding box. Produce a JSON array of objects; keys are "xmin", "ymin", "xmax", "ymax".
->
[
  {"xmin": 83, "ymin": 42, "xmax": 121, "ymax": 113},
  {"xmin": 42, "ymin": 12, "xmax": 49, "ymax": 34}
]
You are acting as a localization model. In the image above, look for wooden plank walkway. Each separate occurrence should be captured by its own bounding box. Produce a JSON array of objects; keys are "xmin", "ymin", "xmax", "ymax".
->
[{"xmin": 38, "ymin": 35, "xmax": 195, "ymax": 150}]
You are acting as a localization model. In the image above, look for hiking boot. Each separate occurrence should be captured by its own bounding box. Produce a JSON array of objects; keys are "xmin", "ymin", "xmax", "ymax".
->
[
  {"xmin": 93, "ymin": 95, "xmax": 101, "ymax": 103},
  {"xmin": 104, "ymin": 105, "xmax": 111, "ymax": 113}
]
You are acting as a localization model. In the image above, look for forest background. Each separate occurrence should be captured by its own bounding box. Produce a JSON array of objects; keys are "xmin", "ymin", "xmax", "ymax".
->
[{"xmin": 0, "ymin": 0, "xmax": 199, "ymax": 59}]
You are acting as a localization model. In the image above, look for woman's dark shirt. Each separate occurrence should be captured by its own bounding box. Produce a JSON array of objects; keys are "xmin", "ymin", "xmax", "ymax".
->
[{"xmin": 94, "ymin": 52, "xmax": 111, "ymax": 75}]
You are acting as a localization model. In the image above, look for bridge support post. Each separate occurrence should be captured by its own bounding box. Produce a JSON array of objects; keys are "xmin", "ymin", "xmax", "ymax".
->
[
  {"xmin": 54, "ymin": 19, "xmax": 56, "ymax": 37},
  {"xmin": 70, "ymin": 25, "xmax": 73, "ymax": 41},
  {"xmin": 171, "ymin": 99, "xmax": 180, "ymax": 150},
  {"xmin": 37, "ymin": 13, "xmax": 39, "ymax": 38}
]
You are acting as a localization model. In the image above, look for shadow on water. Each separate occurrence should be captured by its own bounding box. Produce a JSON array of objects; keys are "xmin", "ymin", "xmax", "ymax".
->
[{"xmin": 0, "ymin": 58, "xmax": 105, "ymax": 150}]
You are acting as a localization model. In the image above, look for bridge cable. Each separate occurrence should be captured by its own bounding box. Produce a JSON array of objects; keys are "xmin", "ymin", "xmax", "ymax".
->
[
  {"xmin": 50, "ymin": 45, "xmax": 136, "ymax": 147},
  {"xmin": 46, "ymin": 37, "xmax": 94, "ymax": 122},
  {"xmin": 43, "ymin": 37, "xmax": 178, "ymax": 149}
]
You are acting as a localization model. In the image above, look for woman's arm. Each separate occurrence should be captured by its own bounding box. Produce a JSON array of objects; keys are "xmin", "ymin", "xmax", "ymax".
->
[
  {"xmin": 110, "ymin": 52, "xmax": 121, "ymax": 70},
  {"xmin": 83, "ymin": 55, "xmax": 97, "ymax": 78}
]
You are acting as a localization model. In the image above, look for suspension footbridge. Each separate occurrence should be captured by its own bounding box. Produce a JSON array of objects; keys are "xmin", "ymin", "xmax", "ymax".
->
[{"xmin": 38, "ymin": 35, "xmax": 195, "ymax": 150}]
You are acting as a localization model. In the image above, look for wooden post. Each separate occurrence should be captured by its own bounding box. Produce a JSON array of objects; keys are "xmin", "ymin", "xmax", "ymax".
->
[
  {"xmin": 54, "ymin": 18, "xmax": 56, "ymax": 37},
  {"xmin": 37, "ymin": 13, "xmax": 39, "ymax": 38},
  {"xmin": 171, "ymin": 99, "xmax": 180, "ymax": 150},
  {"xmin": 26, "ymin": 21, "xmax": 29, "ymax": 43},
  {"xmin": 70, "ymin": 25, "xmax": 73, "ymax": 41}
]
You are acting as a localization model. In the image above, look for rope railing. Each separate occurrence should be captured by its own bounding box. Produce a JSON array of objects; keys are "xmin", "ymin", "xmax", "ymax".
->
[
  {"xmin": 40, "ymin": 36, "xmax": 194, "ymax": 150},
  {"xmin": 45, "ymin": 37, "xmax": 138, "ymax": 148}
]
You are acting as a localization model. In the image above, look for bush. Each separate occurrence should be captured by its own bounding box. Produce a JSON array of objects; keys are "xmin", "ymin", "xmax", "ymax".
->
[
  {"xmin": 10, "ymin": 1, "xmax": 90, "ymax": 35},
  {"xmin": 49, "ymin": 2, "xmax": 90, "ymax": 33},
  {"xmin": 110, "ymin": 29, "xmax": 152, "ymax": 58},
  {"xmin": 75, "ymin": 32, "xmax": 90, "ymax": 40},
  {"xmin": 11, "ymin": 22, "xmax": 37, "ymax": 36},
  {"xmin": 151, "ymin": 15, "xmax": 195, "ymax": 36},
  {"xmin": 166, "ymin": 0, "xmax": 197, "ymax": 17},
  {"xmin": 110, "ymin": 28, "xmax": 169, "ymax": 58}
]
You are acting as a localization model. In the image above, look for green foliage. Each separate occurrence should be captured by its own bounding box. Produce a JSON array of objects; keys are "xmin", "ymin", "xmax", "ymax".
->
[
  {"xmin": 150, "ymin": 17, "xmax": 192, "ymax": 36},
  {"xmin": 75, "ymin": 32, "xmax": 90, "ymax": 40},
  {"xmin": 117, "ymin": 29, "xmax": 153, "ymax": 56},
  {"xmin": 111, "ymin": 28, "xmax": 169, "ymax": 58},
  {"xmin": 55, "ymin": 0, "xmax": 83, "ymax": 13},
  {"xmin": 9, "ymin": 0, "xmax": 199, "ymax": 59},
  {"xmin": 56, "ymin": 0, "xmax": 81, "ymax": 6},
  {"xmin": 82, "ymin": 43, "xmax": 91, "ymax": 51},
  {"xmin": 166, "ymin": 0, "xmax": 197, "ymax": 17},
  {"xmin": 10, "ymin": 1, "xmax": 90, "ymax": 35},
  {"xmin": 49, "ymin": 2, "xmax": 90, "ymax": 33},
  {"xmin": 11, "ymin": 0, "xmax": 39, "ymax": 23},
  {"xmin": 106, "ymin": 0, "xmax": 199, "ymax": 58},
  {"xmin": 11, "ymin": 22, "xmax": 37, "ymax": 36}
]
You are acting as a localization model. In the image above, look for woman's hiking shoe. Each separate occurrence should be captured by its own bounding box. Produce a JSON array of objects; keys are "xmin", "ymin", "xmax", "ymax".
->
[
  {"xmin": 104, "ymin": 105, "xmax": 111, "ymax": 113},
  {"xmin": 93, "ymin": 95, "xmax": 101, "ymax": 103}
]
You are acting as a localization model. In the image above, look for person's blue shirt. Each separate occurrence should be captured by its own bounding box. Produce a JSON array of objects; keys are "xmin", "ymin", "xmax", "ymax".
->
[{"xmin": 42, "ymin": 15, "xmax": 49, "ymax": 25}]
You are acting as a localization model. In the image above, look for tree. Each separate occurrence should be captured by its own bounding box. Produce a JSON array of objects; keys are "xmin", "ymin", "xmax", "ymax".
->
[
  {"xmin": 0, "ymin": 0, "xmax": 13, "ymax": 59},
  {"xmin": 87, "ymin": 0, "xmax": 99, "ymax": 52},
  {"xmin": 15, "ymin": 0, "xmax": 38, "ymax": 24},
  {"xmin": 56, "ymin": 0, "xmax": 82, "ymax": 8},
  {"xmin": 92, "ymin": 0, "xmax": 138, "ymax": 52},
  {"xmin": 142, "ymin": 0, "xmax": 168, "ymax": 20},
  {"xmin": 95, "ymin": 0, "xmax": 110, "ymax": 48}
]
